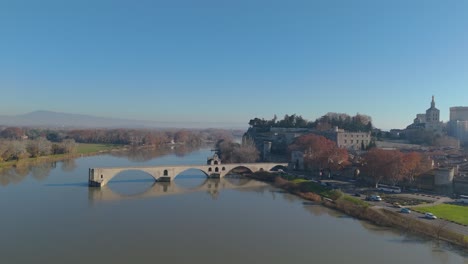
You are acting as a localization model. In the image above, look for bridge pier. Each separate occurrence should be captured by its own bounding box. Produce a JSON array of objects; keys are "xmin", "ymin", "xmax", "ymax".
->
[
  {"xmin": 158, "ymin": 176, "xmax": 172, "ymax": 182},
  {"xmin": 89, "ymin": 180, "xmax": 102, "ymax": 187},
  {"xmin": 208, "ymin": 173, "xmax": 220, "ymax": 179}
]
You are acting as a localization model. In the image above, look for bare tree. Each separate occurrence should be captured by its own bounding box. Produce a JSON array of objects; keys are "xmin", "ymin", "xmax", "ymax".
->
[
  {"xmin": 0, "ymin": 140, "xmax": 9, "ymax": 161},
  {"xmin": 62, "ymin": 139, "xmax": 77, "ymax": 154},
  {"xmin": 434, "ymin": 220, "xmax": 449, "ymax": 241},
  {"xmin": 3, "ymin": 140, "xmax": 27, "ymax": 161}
]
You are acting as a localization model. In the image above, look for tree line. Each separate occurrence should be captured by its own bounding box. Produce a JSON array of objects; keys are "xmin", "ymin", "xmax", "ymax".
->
[
  {"xmin": 0, "ymin": 138, "xmax": 77, "ymax": 162},
  {"xmin": 248, "ymin": 112, "xmax": 373, "ymax": 132},
  {"xmin": 0, "ymin": 126, "xmax": 234, "ymax": 162},
  {"xmin": 288, "ymin": 133, "xmax": 433, "ymax": 188},
  {"xmin": 361, "ymin": 148, "xmax": 432, "ymax": 188},
  {"xmin": 289, "ymin": 134, "xmax": 349, "ymax": 171}
]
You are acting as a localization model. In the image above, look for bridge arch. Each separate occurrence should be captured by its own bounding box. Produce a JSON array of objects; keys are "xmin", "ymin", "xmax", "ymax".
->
[
  {"xmin": 172, "ymin": 168, "xmax": 210, "ymax": 190},
  {"xmin": 270, "ymin": 164, "xmax": 288, "ymax": 172},
  {"xmin": 109, "ymin": 169, "xmax": 159, "ymax": 182},
  {"xmin": 224, "ymin": 165, "xmax": 254, "ymax": 177}
]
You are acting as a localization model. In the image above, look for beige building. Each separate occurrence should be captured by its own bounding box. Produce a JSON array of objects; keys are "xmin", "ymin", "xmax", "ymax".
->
[
  {"xmin": 336, "ymin": 129, "xmax": 372, "ymax": 150},
  {"xmin": 449, "ymin": 106, "xmax": 468, "ymax": 143},
  {"xmin": 449, "ymin": 120, "xmax": 468, "ymax": 143},
  {"xmin": 450, "ymin": 107, "xmax": 468, "ymax": 121}
]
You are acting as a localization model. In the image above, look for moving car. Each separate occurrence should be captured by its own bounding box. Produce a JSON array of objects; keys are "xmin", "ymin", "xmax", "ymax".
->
[
  {"xmin": 393, "ymin": 202, "xmax": 402, "ymax": 208},
  {"xmin": 366, "ymin": 195, "xmax": 382, "ymax": 201},
  {"xmin": 424, "ymin": 212, "xmax": 437, "ymax": 219},
  {"xmin": 400, "ymin": 208, "xmax": 411, "ymax": 214}
]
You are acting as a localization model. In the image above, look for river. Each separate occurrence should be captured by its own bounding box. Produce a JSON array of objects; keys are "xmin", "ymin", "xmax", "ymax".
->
[{"xmin": 0, "ymin": 147, "xmax": 466, "ymax": 264}]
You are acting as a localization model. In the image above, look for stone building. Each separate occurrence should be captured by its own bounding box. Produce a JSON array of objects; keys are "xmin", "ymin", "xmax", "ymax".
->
[
  {"xmin": 450, "ymin": 106, "xmax": 468, "ymax": 121},
  {"xmin": 291, "ymin": 150, "xmax": 305, "ymax": 170},
  {"xmin": 207, "ymin": 153, "xmax": 222, "ymax": 165},
  {"xmin": 434, "ymin": 167, "xmax": 455, "ymax": 186},
  {"xmin": 448, "ymin": 106, "xmax": 468, "ymax": 144},
  {"xmin": 318, "ymin": 127, "xmax": 372, "ymax": 150},
  {"xmin": 407, "ymin": 96, "xmax": 445, "ymax": 134}
]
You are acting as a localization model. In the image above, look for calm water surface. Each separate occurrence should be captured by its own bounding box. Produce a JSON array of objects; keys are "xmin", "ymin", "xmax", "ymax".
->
[{"xmin": 0, "ymin": 148, "xmax": 467, "ymax": 264}]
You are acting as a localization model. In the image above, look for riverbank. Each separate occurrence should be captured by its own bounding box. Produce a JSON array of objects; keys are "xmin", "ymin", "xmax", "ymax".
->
[
  {"xmin": 249, "ymin": 171, "xmax": 468, "ymax": 250},
  {"xmin": 0, "ymin": 143, "xmax": 126, "ymax": 170}
]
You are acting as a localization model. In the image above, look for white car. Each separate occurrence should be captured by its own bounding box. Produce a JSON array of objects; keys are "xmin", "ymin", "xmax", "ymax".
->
[
  {"xmin": 424, "ymin": 212, "xmax": 437, "ymax": 219},
  {"xmin": 366, "ymin": 195, "xmax": 382, "ymax": 201}
]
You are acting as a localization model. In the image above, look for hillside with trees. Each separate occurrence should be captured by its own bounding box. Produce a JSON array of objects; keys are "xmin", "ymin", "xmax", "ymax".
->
[{"xmin": 248, "ymin": 112, "xmax": 373, "ymax": 132}]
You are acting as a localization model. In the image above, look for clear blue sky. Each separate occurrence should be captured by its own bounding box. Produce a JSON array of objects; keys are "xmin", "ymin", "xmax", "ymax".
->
[{"xmin": 1, "ymin": 0, "xmax": 468, "ymax": 130}]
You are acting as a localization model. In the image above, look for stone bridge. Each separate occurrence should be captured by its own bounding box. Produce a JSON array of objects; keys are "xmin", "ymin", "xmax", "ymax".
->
[{"xmin": 88, "ymin": 162, "xmax": 288, "ymax": 187}]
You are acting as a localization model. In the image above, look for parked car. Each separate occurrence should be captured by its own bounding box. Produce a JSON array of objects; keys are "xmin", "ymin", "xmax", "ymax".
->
[
  {"xmin": 424, "ymin": 212, "xmax": 437, "ymax": 219},
  {"xmin": 393, "ymin": 202, "xmax": 402, "ymax": 208},
  {"xmin": 400, "ymin": 208, "xmax": 411, "ymax": 214},
  {"xmin": 353, "ymin": 192, "xmax": 361, "ymax": 197}
]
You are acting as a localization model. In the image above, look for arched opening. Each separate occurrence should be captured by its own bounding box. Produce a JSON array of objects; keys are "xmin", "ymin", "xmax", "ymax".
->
[
  {"xmin": 107, "ymin": 169, "xmax": 156, "ymax": 196},
  {"xmin": 223, "ymin": 166, "xmax": 253, "ymax": 186},
  {"xmin": 163, "ymin": 170, "xmax": 168, "ymax": 176},
  {"xmin": 215, "ymin": 167, "xmax": 219, "ymax": 172},
  {"xmin": 173, "ymin": 168, "xmax": 209, "ymax": 189},
  {"xmin": 222, "ymin": 167, "xmax": 226, "ymax": 171},
  {"xmin": 214, "ymin": 161, "xmax": 219, "ymax": 165},
  {"xmin": 224, "ymin": 166, "xmax": 254, "ymax": 178},
  {"xmin": 270, "ymin": 165, "xmax": 288, "ymax": 172},
  {"xmin": 208, "ymin": 168, "xmax": 212, "ymax": 172}
]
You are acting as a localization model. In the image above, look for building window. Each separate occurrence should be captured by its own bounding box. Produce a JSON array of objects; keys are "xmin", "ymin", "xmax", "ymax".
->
[
  {"xmin": 163, "ymin": 170, "xmax": 168, "ymax": 176},
  {"xmin": 344, "ymin": 140, "xmax": 347, "ymax": 143},
  {"xmin": 351, "ymin": 140, "xmax": 353, "ymax": 143}
]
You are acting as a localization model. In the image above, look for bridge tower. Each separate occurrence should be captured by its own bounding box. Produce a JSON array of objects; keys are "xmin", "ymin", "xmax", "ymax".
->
[{"xmin": 207, "ymin": 153, "xmax": 222, "ymax": 178}]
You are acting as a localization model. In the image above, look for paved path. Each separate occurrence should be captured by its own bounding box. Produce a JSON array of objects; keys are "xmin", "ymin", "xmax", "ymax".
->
[{"xmin": 366, "ymin": 199, "xmax": 468, "ymax": 237}]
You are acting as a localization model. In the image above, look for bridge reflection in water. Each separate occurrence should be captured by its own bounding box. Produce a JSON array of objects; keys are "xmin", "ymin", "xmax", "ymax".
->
[{"xmin": 88, "ymin": 176, "xmax": 270, "ymax": 203}]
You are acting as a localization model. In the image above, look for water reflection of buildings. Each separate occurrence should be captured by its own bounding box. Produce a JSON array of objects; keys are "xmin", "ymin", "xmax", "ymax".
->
[{"xmin": 88, "ymin": 177, "xmax": 270, "ymax": 204}]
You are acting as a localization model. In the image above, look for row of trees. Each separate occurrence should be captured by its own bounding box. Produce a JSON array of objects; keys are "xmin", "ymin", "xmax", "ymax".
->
[
  {"xmin": 248, "ymin": 113, "xmax": 373, "ymax": 132},
  {"xmin": 313, "ymin": 113, "xmax": 373, "ymax": 132},
  {"xmin": 0, "ymin": 138, "xmax": 77, "ymax": 162},
  {"xmin": 361, "ymin": 148, "xmax": 432, "ymax": 188},
  {"xmin": 289, "ymin": 134, "xmax": 349, "ymax": 171},
  {"xmin": 287, "ymin": 133, "xmax": 432, "ymax": 188},
  {"xmin": 0, "ymin": 127, "xmax": 234, "ymax": 147}
]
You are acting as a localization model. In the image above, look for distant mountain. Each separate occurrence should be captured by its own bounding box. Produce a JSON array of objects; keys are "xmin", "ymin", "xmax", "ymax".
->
[{"xmin": 0, "ymin": 110, "xmax": 246, "ymax": 129}]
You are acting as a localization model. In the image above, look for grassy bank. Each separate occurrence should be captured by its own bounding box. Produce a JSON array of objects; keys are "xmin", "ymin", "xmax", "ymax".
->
[
  {"xmin": 0, "ymin": 143, "xmax": 125, "ymax": 169},
  {"xmin": 414, "ymin": 204, "xmax": 468, "ymax": 226},
  {"xmin": 249, "ymin": 172, "xmax": 468, "ymax": 250},
  {"xmin": 76, "ymin": 143, "xmax": 123, "ymax": 154}
]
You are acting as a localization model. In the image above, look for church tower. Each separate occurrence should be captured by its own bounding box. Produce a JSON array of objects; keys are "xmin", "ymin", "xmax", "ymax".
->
[{"xmin": 426, "ymin": 95, "xmax": 440, "ymax": 123}]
